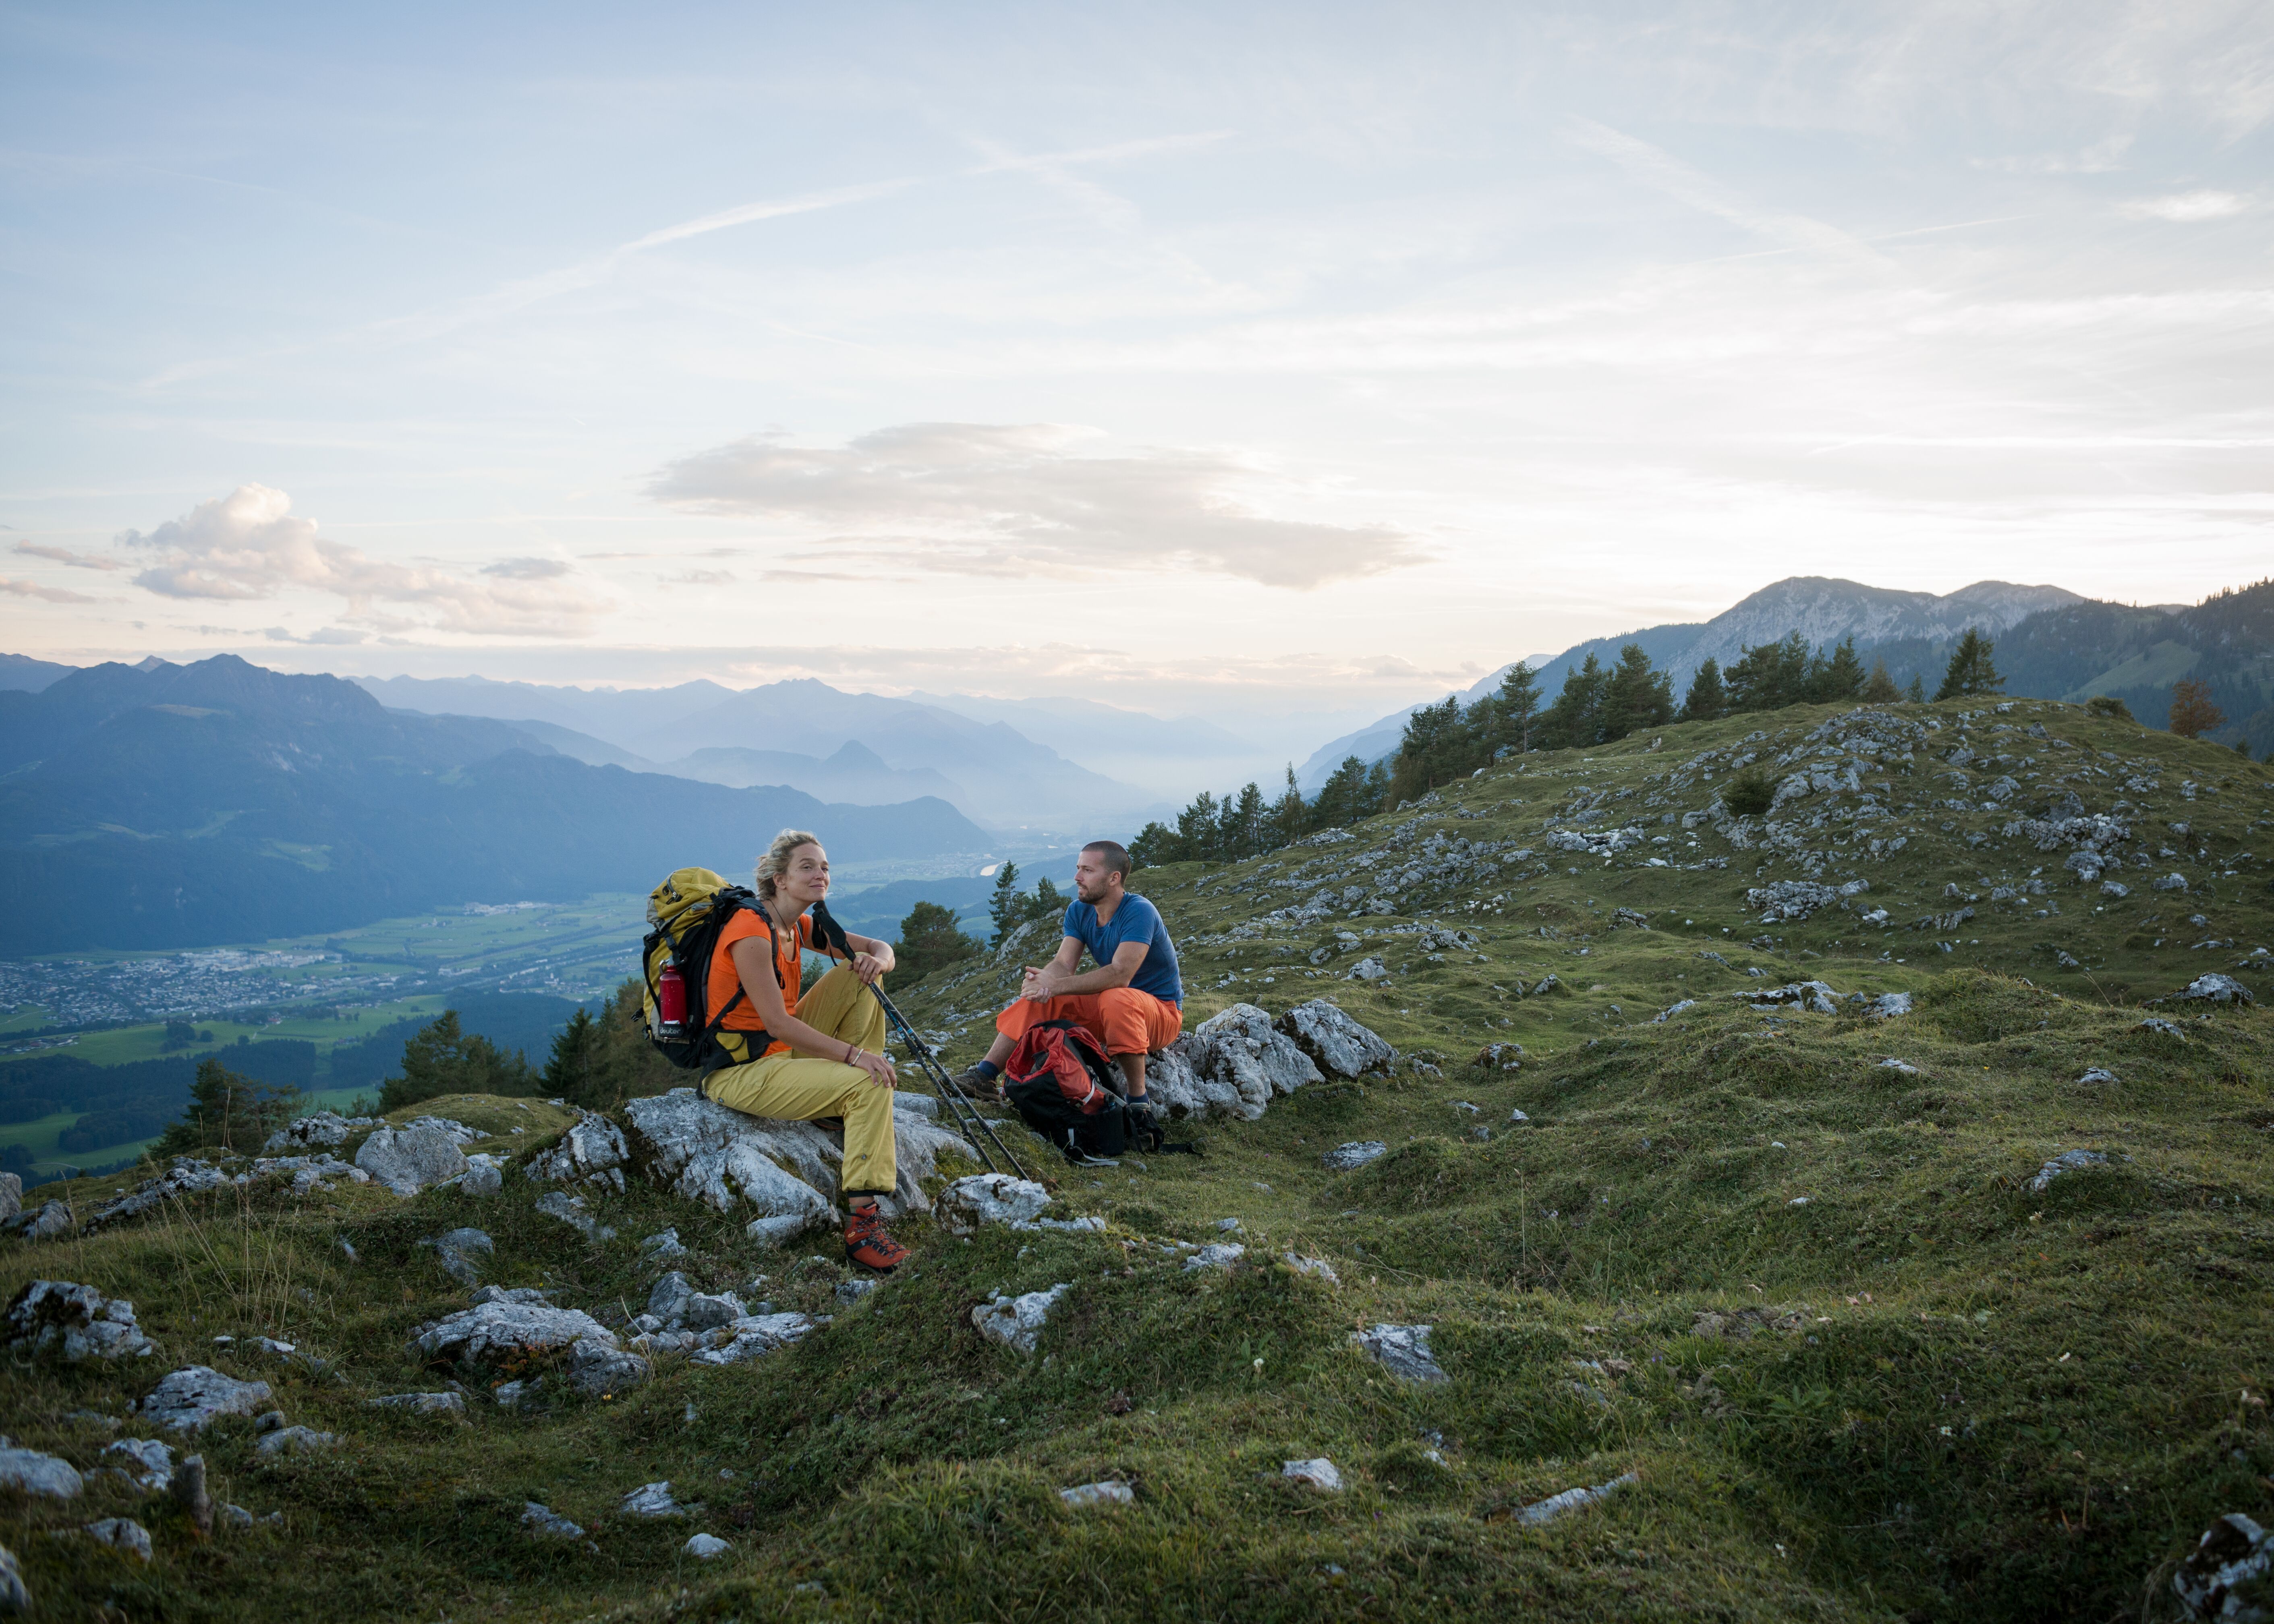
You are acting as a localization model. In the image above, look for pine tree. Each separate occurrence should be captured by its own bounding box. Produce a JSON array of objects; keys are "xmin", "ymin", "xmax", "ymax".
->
[
  {"xmin": 1862, "ymin": 658, "xmax": 1902, "ymax": 704},
  {"xmin": 1906, "ymin": 673, "xmax": 1927, "ymax": 703},
  {"xmin": 1598, "ymin": 643, "xmax": 1674, "ymax": 741},
  {"xmin": 1312, "ymin": 755, "xmax": 1376, "ymax": 829},
  {"xmin": 1221, "ymin": 782, "xmax": 1269, "ymax": 858},
  {"xmin": 2168, "ymin": 679, "xmax": 2226, "ymax": 739},
  {"xmin": 987, "ymin": 862, "xmax": 1022, "ymax": 944},
  {"xmin": 1726, "ymin": 632, "xmax": 1811, "ymax": 713},
  {"xmin": 1679, "ymin": 658, "xmax": 1726, "ymax": 723},
  {"xmin": 154, "ymin": 1058, "xmax": 303, "ymax": 1156},
  {"xmin": 894, "ymin": 900, "xmax": 980, "ymax": 982},
  {"xmin": 1267, "ymin": 766, "xmax": 1308, "ymax": 848},
  {"xmin": 1388, "ymin": 697, "xmax": 1469, "ymax": 804},
  {"xmin": 1934, "ymin": 628, "xmax": 2004, "ymax": 700},
  {"xmin": 378, "ymin": 1010, "xmax": 539, "ymax": 1113},
  {"xmin": 1474, "ymin": 661, "xmax": 1541, "ymax": 757},
  {"xmin": 542, "ymin": 1007, "xmax": 609, "ymax": 1110},
  {"xmin": 1538, "ymin": 653, "xmax": 1607, "ymax": 750},
  {"xmin": 1809, "ymin": 638, "xmax": 1867, "ymax": 703}
]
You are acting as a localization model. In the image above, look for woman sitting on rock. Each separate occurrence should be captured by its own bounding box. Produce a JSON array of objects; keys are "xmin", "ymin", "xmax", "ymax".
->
[{"xmin": 703, "ymin": 828, "xmax": 908, "ymax": 1272}]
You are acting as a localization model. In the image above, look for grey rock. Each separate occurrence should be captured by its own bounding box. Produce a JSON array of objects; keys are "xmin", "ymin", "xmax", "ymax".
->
[
  {"xmin": 135, "ymin": 1367, "xmax": 273, "ymax": 1432},
  {"xmin": 563, "ymin": 1339, "xmax": 649, "ymax": 1397},
  {"xmin": 1321, "ymin": 1141, "xmax": 1387, "ymax": 1171},
  {"xmin": 369, "ymin": 1392, "xmax": 466, "ymax": 1418},
  {"xmin": 77, "ymin": 1518, "xmax": 153, "ymax": 1561},
  {"xmin": 2028, "ymin": 1149, "xmax": 2107, "ymax": 1193},
  {"xmin": 680, "ymin": 1293, "xmax": 744, "ymax": 1331},
  {"xmin": 834, "ymin": 1278, "xmax": 878, "ymax": 1305},
  {"xmin": 262, "ymin": 1111, "xmax": 354, "ymax": 1153},
  {"xmin": 421, "ymin": 1228, "xmax": 493, "ymax": 1286},
  {"xmin": 1182, "ymin": 1244, "xmax": 1244, "ymax": 1272},
  {"xmin": 253, "ymin": 1425, "xmax": 335, "ymax": 1456},
  {"xmin": 2177, "ymin": 973, "xmax": 2255, "ymax": 1007},
  {"xmin": 221, "ymin": 1503, "xmax": 254, "ymax": 1529},
  {"xmin": 1738, "ymin": 980, "xmax": 1841, "ymax": 1015},
  {"xmin": 492, "ymin": 1381, "xmax": 531, "ymax": 1409},
  {"xmin": 522, "ymin": 1501, "xmax": 584, "ymax": 1538},
  {"xmin": 1281, "ymin": 1254, "xmax": 1339, "ymax": 1283},
  {"xmin": 402, "ymin": 1114, "xmax": 483, "ymax": 1144},
  {"xmin": 1059, "ymin": 1481, "xmax": 1134, "ymax": 1508},
  {"xmin": 623, "ymin": 1088, "xmax": 971, "ymax": 1229},
  {"xmin": 6, "ymin": 1280, "xmax": 155, "ymax": 1361},
  {"xmin": 1857, "ymin": 991, "xmax": 1914, "ymax": 1019},
  {"xmin": 1176, "ymin": 1003, "xmax": 1321, "ymax": 1120},
  {"xmin": 83, "ymin": 1158, "xmax": 230, "ymax": 1232},
  {"xmin": 1878, "ymin": 1058, "xmax": 1920, "ymax": 1075},
  {"xmin": 1652, "ymin": 1000, "xmax": 1696, "ymax": 1023},
  {"xmin": 523, "ymin": 1111, "xmax": 628, "ymax": 1193},
  {"xmin": 1744, "ymin": 881, "xmax": 1841, "ymax": 923},
  {"xmin": 471, "ymin": 1285, "xmax": 556, "ymax": 1307},
  {"xmin": 685, "ymin": 1532, "xmax": 733, "ymax": 1558},
  {"xmin": 459, "ymin": 1155, "xmax": 504, "ymax": 1198},
  {"xmin": 933, "ymin": 1174, "xmax": 1052, "ymax": 1233},
  {"xmin": 1515, "ymin": 1471, "xmax": 1638, "ymax": 1526},
  {"xmin": 1347, "ymin": 957, "xmax": 1390, "ymax": 982},
  {"xmin": 0, "ymin": 1448, "xmax": 82, "ymax": 1499},
  {"xmin": 2076, "ymin": 1067, "xmax": 2119, "ymax": 1086},
  {"xmin": 636, "ymin": 1228, "xmax": 687, "ymax": 1264},
  {"xmin": 2101, "ymin": 880, "xmax": 2130, "ymax": 899},
  {"xmin": 1281, "ymin": 1458, "xmax": 1342, "ymax": 1491},
  {"xmin": 1353, "ymin": 1324, "xmax": 1447, "ymax": 1383},
  {"xmin": 890, "ymin": 1091, "xmax": 938, "ymax": 1119},
  {"xmin": 413, "ymin": 1301, "xmax": 618, "ymax": 1365},
  {"xmin": 647, "ymin": 1272, "xmax": 695, "ymax": 1325},
  {"xmin": 2172, "ymin": 1511, "xmax": 2270, "ymax": 1622},
  {"xmin": 687, "ymin": 1312, "xmax": 817, "ymax": 1366},
  {"xmin": 354, "ymin": 1126, "xmax": 468, "ymax": 1196},
  {"xmin": 619, "ymin": 1481, "xmax": 685, "ymax": 1518},
  {"xmin": 253, "ymin": 1410, "xmax": 286, "ymax": 1434},
  {"xmin": 0, "ymin": 1172, "xmax": 20, "ymax": 1225},
  {"xmin": 533, "ymin": 1189, "xmax": 615, "ymax": 1241},
  {"xmin": 1274, "ymin": 1001, "xmax": 1395, "ymax": 1077},
  {"xmin": 2137, "ymin": 1017, "xmax": 2184, "ymax": 1037},
  {"xmin": 0, "ymin": 1541, "xmax": 27, "ymax": 1611},
  {"xmin": 2153, "ymin": 872, "xmax": 2189, "ymax": 892},
  {"xmin": 972, "ymin": 1284, "xmax": 1071, "ymax": 1354},
  {"xmin": 104, "ymin": 1436, "xmax": 173, "ymax": 1479}
]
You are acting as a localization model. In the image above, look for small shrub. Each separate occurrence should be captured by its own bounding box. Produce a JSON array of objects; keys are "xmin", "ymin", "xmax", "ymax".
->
[
  {"xmin": 1720, "ymin": 767, "xmax": 1776, "ymax": 818},
  {"xmin": 2084, "ymin": 694, "xmax": 2133, "ymax": 722}
]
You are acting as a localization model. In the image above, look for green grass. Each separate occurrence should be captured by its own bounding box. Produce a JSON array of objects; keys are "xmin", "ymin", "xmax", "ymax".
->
[{"xmin": 2, "ymin": 699, "xmax": 2269, "ymax": 1621}]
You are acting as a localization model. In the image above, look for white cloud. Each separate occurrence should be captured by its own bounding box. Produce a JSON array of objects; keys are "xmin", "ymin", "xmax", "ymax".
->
[
  {"xmin": 2120, "ymin": 190, "xmax": 2249, "ymax": 222},
  {"xmin": 0, "ymin": 576, "xmax": 99, "ymax": 604},
  {"xmin": 647, "ymin": 423, "xmax": 1420, "ymax": 590},
  {"xmin": 120, "ymin": 485, "xmax": 600, "ymax": 637},
  {"xmin": 14, "ymin": 542, "xmax": 124, "ymax": 571}
]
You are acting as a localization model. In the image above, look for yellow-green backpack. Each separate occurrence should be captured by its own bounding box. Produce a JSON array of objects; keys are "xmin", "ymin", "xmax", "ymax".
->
[{"xmin": 641, "ymin": 867, "xmax": 781, "ymax": 1072}]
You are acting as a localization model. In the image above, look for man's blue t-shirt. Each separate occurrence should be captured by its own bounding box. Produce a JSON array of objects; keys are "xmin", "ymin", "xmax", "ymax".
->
[{"xmin": 1061, "ymin": 892, "xmax": 1182, "ymax": 1006}]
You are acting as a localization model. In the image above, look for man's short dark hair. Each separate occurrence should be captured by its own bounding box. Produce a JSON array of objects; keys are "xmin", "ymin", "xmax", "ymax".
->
[{"xmin": 1083, "ymin": 839, "xmax": 1132, "ymax": 882}]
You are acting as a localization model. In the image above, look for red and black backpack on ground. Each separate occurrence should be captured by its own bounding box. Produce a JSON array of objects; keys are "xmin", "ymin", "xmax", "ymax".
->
[{"xmin": 1003, "ymin": 1019, "xmax": 1160, "ymax": 1164}]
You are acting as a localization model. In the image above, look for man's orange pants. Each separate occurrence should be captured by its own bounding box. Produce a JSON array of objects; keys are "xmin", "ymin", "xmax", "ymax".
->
[{"xmin": 995, "ymin": 987, "xmax": 1183, "ymax": 1057}]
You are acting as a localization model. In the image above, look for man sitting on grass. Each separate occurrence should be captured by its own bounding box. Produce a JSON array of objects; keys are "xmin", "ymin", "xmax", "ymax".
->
[{"xmin": 956, "ymin": 840, "xmax": 1182, "ymax": 1114}]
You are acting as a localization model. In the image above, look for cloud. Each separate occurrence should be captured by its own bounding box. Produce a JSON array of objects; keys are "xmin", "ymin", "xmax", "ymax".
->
[
  {"xmin": 2120, "ymin": 190, "xmax": 2249, "ymax": 222},
  {"xmin": 14, "ymin": 542, "xmax": 125, "ymax": 571},
  {"xmin": 119, "ymin": 485, "xmax": 601, "ymax": 637},
  {"xmin": 674, "ymin": 569, "xmax": 735, "ymax": 585},
  {"xmin": 481, "ymin": 556, "xmax": 573, "ymax": 580},
  {"xmin": 648, "ymin": 423, "xmax": 1419, "ymax": 589},
  {"xmin": 0, "ymin": 576, "xmax": 99, "ymax": 604},
  {"xmin": 264, "ymin": 625, "xmax": 370, "ymax": 645}
]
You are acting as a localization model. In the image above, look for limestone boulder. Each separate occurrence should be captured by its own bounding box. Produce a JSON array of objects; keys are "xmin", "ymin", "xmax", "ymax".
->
[
  {"xmin": 6, "ymin": 1280, "xmax": 155, "ymax": 1361},
  {"xmin": 134, "ymin": 1366, "xmax": 274, "ymax": 1432},
  {"xmin": 1353, "ymin": 1323, "xmax": 1447, "ymax": 1383},
  {"xmin": 972, "ymin": 1284, "xmax": 1070, "ymax": 1355},
  {"xmin": 0, "ymin": 1170, "xmax": 21, "ymax": 1224},
  {"xmin": 262, "ymin": 1111, "xmax": 365, "ymax": 1154},
  {"xmin": 0, "ymin": 1447, "xmax": 82, "ymax": 1499},
  {"xmin": 83, "ymin": 1159, "xmax": 229, "ymax": 1232},
  {"xmin": 523, "ymin": 1112, "xmax": 628, "ymax": 1193},
  {"xmin": 9, "ymin": 1200, "xmax": 70, "ymax": 1241},
  {"xmin": 355, "ymin": 1126, "xmax": 468, "ymax": 1196},
  {"xmin": 933, "ymin": 1174, "xmax": 1052, "ymax": 1233},
  {"xmin": 1273, "ymin": 1000, "xmax": 1394, "ymax": 1078},
  {"xmin": 414, "ymin": 1300, "xmax": 617, "ymax": 1364}
]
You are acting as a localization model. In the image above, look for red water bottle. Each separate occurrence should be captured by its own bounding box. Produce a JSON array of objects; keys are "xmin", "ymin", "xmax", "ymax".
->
[{"xmin": 655, "ymin": 960, "xmax": 687, "ymax": 1038}]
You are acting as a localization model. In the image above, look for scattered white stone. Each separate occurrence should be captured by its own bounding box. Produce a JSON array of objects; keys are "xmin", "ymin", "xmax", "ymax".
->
[
  {"xmin": 221, "ymin": 1503, "xmax": 254, "ymax": 1529},
  {"xmin": 254, "ymin": 1425, "xmax": 336, "ymax": 1456},
  {"xmin": 2154, "ymin": 872, "xmax": 2190, "ymax": 893},
  {"xmin": 1281, "ymin": 1458, "xmax": 1343, "ymax": 1491},
  {"xmin": 2101, "ymin": 880, "xmax": 2130, "ymax": 899},
  {"xmin": 835, "ymin": 1278, "xmax": 878, "ymax": 1305},
  {"xmin": 684, "ymin": 1532, "xmax": 732, "ymax": 1558},
  {"xmin": 1321, "ymin": 1141, "xmax": 1387, "ymax": 1171},
  {"xmin": 1878, "ymin": 1058, "xmax": 1920, "ymax": 1075},
  {"xmin": 1352, "ymin": 1324, "xmax": 1447, "ymax": 1384},
  {"xmin": 1346, "ymin": 957, "xmax": 1390, "ymax": 982},
  {"xmin": 620, "ymin": 1481, "xmax": 685, "ymax": 1518},
  {"xmin": 2137, "ymin": 1017, "xmax": 2184, "ymax": 1037},
  {"xmin": 102, "ymin": 1438, "xmax": 172, "ymax": 1490},
  {"xmin": 420, "ymin": 1227, "xmax": 493, "ymax": 1286},
  {"xmin": 2028, "ymin": 1149, "xmax": 2107, "ymax": 1193},
  {"xmin": 0, "ymin": 1539, "xmax": 27, "ymax": 1611},
  {"xmin": 1857, "ymin": 991, "xmax": 1914, "ymax": 1019},
  {"xmin": 522, "ymin": 1501, "xmax": 583, "ymax": 1538},
  {"xmin": 1059, "ymin": 1481, "xmax": 1134, "ymax": 1508},
  {"xmin": 523, "ymin": 1112, "xmax": 628, "ymax": 1193},
  {"xmin": 369, "ymin": 1392, "xmax": 466, "ymax": 1418},
  {"xmin": 1515, "ymin": 1470, "xmax": 1639, "ymax": 1526},
  {"xmin": 0, "ymin": 1448, "xmax": 83, "ymax": 1499},
  {"xmin": 263, "ymin": 1111, "xmax": 371, "ymax": 1152},
  {"xmin": 686, "ymin": 1312, "xmax": 818, "ymax": 1367},
  {"xmin": 458, "ymin": 1155, "xmax": 504, "ymax": 1198},
  {"xmin": 82, "ymin": 1159, "xmax": 228, "ymax": 1232},
  {"xmin": 354, "ymin": 1126, "xmax": 468, "ymax": 1196},
  {"xmin": 6, "ymin": 1280, "xmax": 155, "ymax": 1361},
  {"xmin": 564, "ymin": 1340, "xmax": 651, "ymax": 1396},
  {"xmin": 1183, "ymin": 1244, "xmax": 1244, "ymax": 1272},
  {"xmin": 413, "ymin": 1301, "xmax": 619, "ymax": 1365},
  {"xmin": 533, "ymin": 1191, "xmax": 615, "ymax": 1241},
  {"xmin": 2174, "ymin": 973, "xmax": 2255, "ymax": 1007},
  {"xmin": 1217, "ymin": 1216, "xmax": 1243, "ymax": 1230},
  {"xmin": 1787, "ymin": 1197, "xmax": 1810, "ymax": 1207},
  {"xmin": 75, "ymin": 1518, "xmax": 153, "ymax": 1561},
  {"xmin": 2172, "ymin": 1511, "xmax": 2271, "ymax": 1622},
  {"xmin": 1737, "ymin": 980, "xmax": 1841, "ymax": 1015},
  {"xmin": 972, "ymin": 1284, "xmax": 1072, "ymax": 1354},
  {"xmin": 1281, "ymin": 1254, "xmax": 1339, "ymax": 1283},
  {"xmin": 1652, "ymin": 999, "xmax": 1697, "ymax": 1022},
  {"xmin": 2077, "ymin": 1067, "xmax": 2119, "ymax": 1086},
  {"xmin": 9, "ymin": 1199, "xmax": 70, "ymax": 1241},
  {"xmin": 637, "ymin": 1228, "xmax": 687, "ymax": 1265},
  {"xmin": 135, "ymin": 1367, "xmax": 273, "ymax": 1432},
  {"xmin": 1508, "ymin": 1109, "xmax": 1530, "ymax": 1124},
  {"xmin": 934, "ymin": 1175, "xmax": 1052, "ymax": 1234},
  {"xmin": 1273, "ymin": 1000, "xmax": 1395, "ymax": 1077}
]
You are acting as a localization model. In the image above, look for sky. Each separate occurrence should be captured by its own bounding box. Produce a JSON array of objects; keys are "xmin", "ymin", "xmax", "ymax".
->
[{"xmin": 2, "ymin": 0, "xmax": 2269, "ymax": 752}]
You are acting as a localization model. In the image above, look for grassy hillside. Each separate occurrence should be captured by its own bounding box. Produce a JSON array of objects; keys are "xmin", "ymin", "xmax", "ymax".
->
[{"xmin": 2, "ymin": 698, "xmax": 2268, "ymax": 1622}]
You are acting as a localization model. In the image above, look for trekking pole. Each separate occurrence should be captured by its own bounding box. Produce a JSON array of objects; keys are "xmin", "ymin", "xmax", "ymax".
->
[{"xmin": 811, "ymin": 903, "xmax": 1030, "ymax": 1182}]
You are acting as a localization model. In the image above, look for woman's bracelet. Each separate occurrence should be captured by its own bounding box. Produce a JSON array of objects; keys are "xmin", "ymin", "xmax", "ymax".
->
[{"xmin": 844, "ymin": 1042, "xmax": 857, "ymax": 1065}]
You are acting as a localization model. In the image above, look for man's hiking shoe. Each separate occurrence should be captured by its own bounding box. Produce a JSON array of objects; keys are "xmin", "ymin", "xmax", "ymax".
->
[
  {"xmin": 843, "ymin": 1207, "xmax": 909, "ymax": 1273},
  {"xmin": 951, "ymin": 1064, "xmax": 1006, "ymax": 1103}
]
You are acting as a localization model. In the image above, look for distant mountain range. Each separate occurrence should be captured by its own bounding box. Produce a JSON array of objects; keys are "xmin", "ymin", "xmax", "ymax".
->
[
  {"xmin": 354, "ymin": 673, "xmax": 1168, "ymax": 832},
  {"xmin": 0, "ymin": 657, "xmax": 989, "ymax": 954},
  {"xmin": 1298, "ymin": 576, "xmax": 2270, "ymax": 785}
]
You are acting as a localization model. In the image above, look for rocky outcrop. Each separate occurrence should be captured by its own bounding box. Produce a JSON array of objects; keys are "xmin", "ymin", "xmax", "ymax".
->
[
  {"xmin": 1736, "ymin": 980, "xmax": 1841, "ymax": 1015},
  {"xmin": 0, "ymin": 1171, "xmax": 18, "ymax": 1224},
  {"xmin": 6, "ymin": 1280, "xmax": 156, "ymax": 1361},
  {"xmin": 933, "ymin": 1175, "xmax": 1053, "ymax": 1233},
  {"xmin": 134, "ymin": 1366, "xmax": 274, "ymax": 1432},
  {"xmin": 523, "ymin": 1112, "xmax": 628, "ymax": 1193},
  {"xmin": 1353, "ymin": 1324, "xmax": 1447, "ymax": 1383},
  {"xmin": 261, "ymin": 1111, "xmax": 375, "ymax": 1154},
  {"xmin": 1146, "ymin": 1004, "xmax": 1318, "ymax": 1121},
  {"xmin": 420, "ymin": 1229, "xmax": 493, "ymax": 1286},
  {"xmin": 1275, "ymin": 1000, "xmax": 1395, "ymax": 1077},
  {"xmin": 0, "ymin": 1447, "xmax": 82, "ymax": 1499},
  {"xmin": 1322, "ymin": 1141, "xmax": 1387, "ymax": 1171},
  {"xmin": 621, "ymin": 1088, "xmax": 972, "ymax": 1239},
  {"xmin": 2173, "ymin": 1512, "xmax": 2270, "ymax": 1622},
  {"xmin": 2172, "ymin": 973, "xmax": 2255, "ymax": 1007},
  {"xmin": 972, "ymin": 1284, "xmax": 1071, "ymax": 1354},
  {"xmin": 8, "ymin": 1200, "xmax": 70, "ymax": 1241},
  {"xmin": 413, "ymin": 1301, "xmax": 618, "ymax": 1365},
  {"xmin": 355, "ymin": 1126, "xmax": 468, "ymax": 1196},
  {"xmin": 82, "ymin": 1159, "xmax": 229, "ymax": 1232}
]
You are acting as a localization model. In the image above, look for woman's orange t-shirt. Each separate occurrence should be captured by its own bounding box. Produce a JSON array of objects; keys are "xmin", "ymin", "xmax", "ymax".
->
[{"xmin": 709, "ymin": 907, "xmax": 816, "ymax": 1057}]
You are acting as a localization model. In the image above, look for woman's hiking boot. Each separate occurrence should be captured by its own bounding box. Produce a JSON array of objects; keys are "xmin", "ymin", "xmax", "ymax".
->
[
  {"xmin": 951, "ymin": 1063, "xmax": 1006, "ymax": 1103},
  {"xmin": 842, "ymin": 1206, "xmax": 908, "ymax": 1273}
]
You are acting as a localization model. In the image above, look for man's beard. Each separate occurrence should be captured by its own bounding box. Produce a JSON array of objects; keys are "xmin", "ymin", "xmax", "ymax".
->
[{"xmin": 1076, "ymin": 880, "xmax": 1107, "ymax": 903}]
